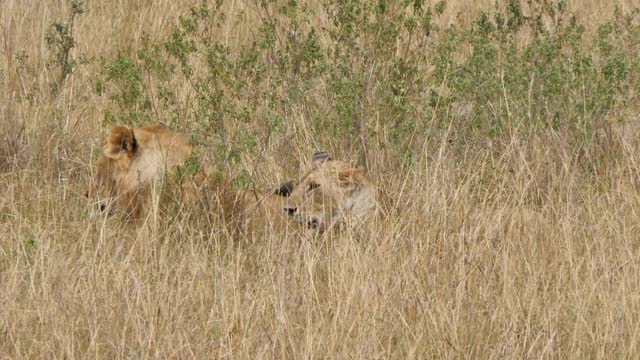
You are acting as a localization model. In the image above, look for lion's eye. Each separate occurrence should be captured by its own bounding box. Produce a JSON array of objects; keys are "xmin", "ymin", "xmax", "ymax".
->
[{"xmin": 308, "ymin": 182, "xmax": 320, "ymax": 192}]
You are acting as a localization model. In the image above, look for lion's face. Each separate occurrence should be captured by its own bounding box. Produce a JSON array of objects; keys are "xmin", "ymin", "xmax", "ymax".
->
[
  {"xmin": 284, "ymin": 153, "xmax": 376, "ymax": 231},
  {"xmin": 85, "ymin": 156, "xmax": 119, "ymax": 217},
  {"xmin": 85, "ymin": 125, "xmax": 192, "ymax": 219}
]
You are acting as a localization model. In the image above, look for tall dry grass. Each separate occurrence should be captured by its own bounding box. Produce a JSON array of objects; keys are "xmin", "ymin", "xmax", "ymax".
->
[{"xmin": 2, "ymin": 0, "xmax": 640, "ymax": 358}]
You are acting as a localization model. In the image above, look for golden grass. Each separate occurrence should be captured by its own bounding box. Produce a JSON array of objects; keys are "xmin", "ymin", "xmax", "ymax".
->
[{"xmin": 2, "ymin": 0, "xmax": 640, "ymax": 358}]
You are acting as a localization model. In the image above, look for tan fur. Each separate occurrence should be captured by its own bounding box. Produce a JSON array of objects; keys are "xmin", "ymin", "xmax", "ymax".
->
[
  {"xmin": 87, "ymin": 124, "xmax": 192, "ymax": 219},
  {"xmin": 88, "ymin": 124, "xmax": 295, "ymax": 234},
  {"xmin": 186, "ymin": 176, "xmax": 296, "ymax": 235},
  {"xmin": 284, "ymin": 155, "xmax": 377, "ymax": 232},
  {"xmin": 88, "ymin": 128, "xmax": 372, "ymax": 234}
]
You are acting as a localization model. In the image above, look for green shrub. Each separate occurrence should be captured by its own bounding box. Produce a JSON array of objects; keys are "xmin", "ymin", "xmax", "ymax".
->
[
  {"xmin": 45, "ymin": 0, "xmax": 85, "ymax": 95},
  {"xmin": 95, "ymin": 0, "xmax": 639, "ymax": 168}
]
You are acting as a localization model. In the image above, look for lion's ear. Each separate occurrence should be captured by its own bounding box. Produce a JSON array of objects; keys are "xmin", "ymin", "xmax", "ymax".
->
[
  {"xmin": 337, "ymin": 167, "xmax": 366, "ymax": 183},
  {"xmin": 312, "ymin": 151, "xmax": 332, "ymax": 165},
  {"xmin": 104, "ymin": 126, "xmax": 138, "ymax": 159}
]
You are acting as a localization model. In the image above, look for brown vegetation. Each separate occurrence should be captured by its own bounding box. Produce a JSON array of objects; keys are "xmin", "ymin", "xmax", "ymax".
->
[{"xmin": 1, "ymin": 0, "xmax": 640, "ymax": 358}]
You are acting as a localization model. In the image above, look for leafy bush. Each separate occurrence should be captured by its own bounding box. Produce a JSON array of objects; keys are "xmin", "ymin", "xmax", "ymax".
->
[
  {"xmin": 95, "ymin": 0, "xmax": 639, "ymax": 167},
  {"xmin": 45, "ymin": 0, "xmax": 85, "ymax": 95}
]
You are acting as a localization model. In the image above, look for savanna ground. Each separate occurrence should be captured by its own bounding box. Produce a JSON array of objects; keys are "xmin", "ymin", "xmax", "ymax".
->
[{"xmin": 1, "ymin": 0, "xmax": 640, "ymax": 358}]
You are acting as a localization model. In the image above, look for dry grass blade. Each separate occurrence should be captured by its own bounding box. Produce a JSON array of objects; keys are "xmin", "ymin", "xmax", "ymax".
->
[{"xmin": 1, "ymin": 0, "xmax": 640, "ymax": 358}]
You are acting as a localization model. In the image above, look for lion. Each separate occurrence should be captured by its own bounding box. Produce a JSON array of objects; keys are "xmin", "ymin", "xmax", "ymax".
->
[
  {"xmin": 85, "ymin": 124, "xmax": 193, "ymax": 219},
  {"xmin": 86, "ymin": 126, "xmax": 375, "ymax": 235},
  {"xmin": 283, "ymin": 152, "xmax": 377, "ymax": 232},
  {"xmin": 86, "ymin": 124, "xmax": 295, "ymax": 234},
  {"xmin": 203, "ymin": 180, "xmax": 298, "ymax": 235},
  {"xmin": 201, "ymin": 151, "xmax": 377, "ymax": 234}
]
